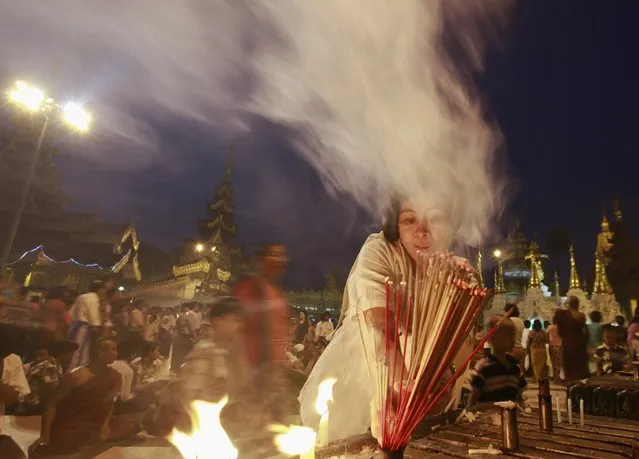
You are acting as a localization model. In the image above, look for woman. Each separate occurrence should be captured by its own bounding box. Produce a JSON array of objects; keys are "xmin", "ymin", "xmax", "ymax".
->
[
  {"xmin": 299, "ymin": 199, "xmax": 474, "ymax": 443},
  {"xmin": 555, "ymin": 297, "xmax": 590, "ymax": 381},
  {"xmin": 292, "ymin": 311, "xmax": 313, "ymax": 345},
  {"xmin": 527, "ymin": 319, "xmax": 548, "ymax": 382},
  {"xmin": 547, "ymin": 316, "xmax": 562, "ymax": 382}
]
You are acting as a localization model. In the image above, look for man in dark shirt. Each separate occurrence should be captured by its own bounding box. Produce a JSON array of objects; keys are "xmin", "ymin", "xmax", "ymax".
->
[{"xmin": 469, "ymin": 316, "xmax": 527, "ymax": 406}]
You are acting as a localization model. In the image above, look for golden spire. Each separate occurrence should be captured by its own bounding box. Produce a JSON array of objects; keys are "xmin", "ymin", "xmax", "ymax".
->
[
  {"xmin": 525, "ymin": 241, "xmax": 542, "ymax": 289},
  {"xmin": 494, "ymin": 261, "xmax": 505, "ymax": 294},
  {"xmin": 569, "ymin": 245, "xmax": 581, "ymax": 289},
  {"xmin": 613, "ymin": 199, "xmax": 622, "ymax": 222},
  {"xmin": 552, "ymin": 271, "xmax": 561, "ymax": 297},
  {"xmin": 602, "ymin": 212, "xmax": 609, "ymax": 231},
  {"xmin": 593, "ymin": 252, "xmax": 611, "ymax": 295},
  {"xmin": 476, "ymin": 249, "xmax": 484, "ymax": 288}
]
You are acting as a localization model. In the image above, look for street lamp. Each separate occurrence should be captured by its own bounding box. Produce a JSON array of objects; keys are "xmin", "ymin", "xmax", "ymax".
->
[
  {"xmin": 0, "ymin": 80, "xmax": 93, "ymax": 268},
  {"xmin": 195, "ymin": 243, "xmax": 204, "ymax": 253}
]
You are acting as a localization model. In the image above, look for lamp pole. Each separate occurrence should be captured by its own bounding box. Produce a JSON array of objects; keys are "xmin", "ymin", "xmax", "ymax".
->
[
  {"xmin": 1, "ymin": 80, "xmax": 92, "ymax": 269},
  {"xmin": 0, "ymin": 116, "xmax": 50, "ymax": 268}
]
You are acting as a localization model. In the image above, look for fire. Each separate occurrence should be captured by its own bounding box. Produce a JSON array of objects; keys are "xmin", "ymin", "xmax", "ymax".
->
[
  {"xmin": 314, "ymin": 378, "xmax": 337, "ymax": 416},
  {"xmin": 169, "ymin": 397, "xmax": 238, "ymax": 459},
  {"xmin": 270, "ymin": 424, "xmax": 316, "ymax": 458}
]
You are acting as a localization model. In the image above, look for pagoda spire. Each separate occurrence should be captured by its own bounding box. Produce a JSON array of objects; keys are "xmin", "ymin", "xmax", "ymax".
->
[
  {"xmin": 525, "ymin": 241, "xmax": 542, "ymax": 289},
  {"xmin": 198, "ymin": 143, "xmax": 237, "ymax": 243},
  {"xmin": 593, "ymin": 252, "xmax": 611, "ymax": 295},
  {"xmin": 569, "ymin": 245, "xmax": 581, "ymax": 289},
  {"xmin": 552, "ymin": 271, "xmax": 561, "ymax": 297},
  {"xmin": 613, "ymin": 199, "xmax": 623, "ymax": 222}
]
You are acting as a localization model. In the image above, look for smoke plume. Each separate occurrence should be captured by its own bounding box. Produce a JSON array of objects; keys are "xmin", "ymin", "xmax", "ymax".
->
[{"xmin": 0, "ymin": 0, "xmax": 511, "ymax": 245}]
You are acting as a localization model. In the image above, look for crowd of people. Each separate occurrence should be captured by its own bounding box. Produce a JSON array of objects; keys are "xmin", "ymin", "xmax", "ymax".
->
[
  {"xmin": 469, "ymin": 300, "xmax": 639, "ymax": 410},
  {"xmin": 0, "ymin": 243, "xmax": 340, "ymax": 458}
]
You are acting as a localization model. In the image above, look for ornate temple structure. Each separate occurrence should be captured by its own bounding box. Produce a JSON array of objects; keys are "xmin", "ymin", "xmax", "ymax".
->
[
  {"xmin": 485, "ymin": 202, "xmax": 634, "ymax": 322},
  {"xmin": 130, "ymin": 146, "xmax": 246, "ymax": 304},
  {"xmin": 0, "ymin": 112, "xmax": 158, "ymax": 292}
]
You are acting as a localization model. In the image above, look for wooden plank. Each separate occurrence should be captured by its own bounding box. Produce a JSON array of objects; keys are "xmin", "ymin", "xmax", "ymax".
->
[
  {"xmin": 419, "ymin": 430, "xmax": 572, "ymax": 459},
  {"xmin": 514, "ymin": 415, "xmax": 639, "ymax": 443},
  {"xmin": 453, "ymin": 421, "xmax": 632, "ymax": 458},
  {"xmin": 410, "ymin": 435, "xmax": 494, "ymax": 458}
]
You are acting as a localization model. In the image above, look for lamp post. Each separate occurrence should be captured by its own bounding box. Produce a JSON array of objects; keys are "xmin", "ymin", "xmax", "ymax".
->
[{"xmin": 0, "ymin": 81, "xmax": 92, "ymax": 269}]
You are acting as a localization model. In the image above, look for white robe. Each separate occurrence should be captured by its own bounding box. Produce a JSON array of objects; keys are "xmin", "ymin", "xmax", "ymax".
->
[{"xmin": 299, "ymin": 232, "xmax": 413, "ymax": 443}]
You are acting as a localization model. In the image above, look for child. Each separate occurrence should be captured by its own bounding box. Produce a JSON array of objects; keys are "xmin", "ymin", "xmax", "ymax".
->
[
  {"xmin": 469, "ymin": 316, "xmax": 527, "ymax": 406},
  {"xmin": 596, "ymin": 324, "xmax": 629, "ymax": 375}
]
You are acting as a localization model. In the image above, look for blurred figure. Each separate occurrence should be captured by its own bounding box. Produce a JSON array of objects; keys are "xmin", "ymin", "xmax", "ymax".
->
[
  {"xmin": 555, "ymin": 296, "xmax": 590, "ymax": 381},
  {"xmin": 68, "ymin": 281, "xmax": 106, "ymax": 371},
  {"xmin": 150, "ymin": 298, "xmax": 252, "ymax": 437},
  {"xmin": 527, "ymin": 319, "xmax": 549, "ymax": 382},
  {"xmin": 505, "ymin": 304, "xmax": 526, "ymax": 373},
  {"xmin": 315, "ymin": 312, "xmax": 335, "ymax": 344},
  {"xmin": 170, "ymin": 304, "xmax": 197, "ymax": 372},
  {"xmin": 292, "ymin": 310, "xmax": 313, "ymax": 345},
  {"xmin": 0, "ymin": 332, "xmax": 31, "ymax": 458},
  {"xmin": 547, "ymin": 315, "xmax": 563, "ymax": 382},
  {"xmin": 234, "ymin": 244, "xmax": 289, "ymax": 372},
  {"xmin": 627, "ymin": 305, "xmax": 639, "ymax": 345},
  {"xmin": 233, "ymin": 243, "xmax": 291, "ymax": 422}
]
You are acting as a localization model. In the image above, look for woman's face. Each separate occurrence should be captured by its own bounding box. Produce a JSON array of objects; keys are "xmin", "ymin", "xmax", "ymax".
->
[
  {"xmin": 299, "ymin": 311, "xmax": 306, "ymax": 322},
  {"xmin": 397, "ymin": 201, "xmax": 449, "ymax": 261}
]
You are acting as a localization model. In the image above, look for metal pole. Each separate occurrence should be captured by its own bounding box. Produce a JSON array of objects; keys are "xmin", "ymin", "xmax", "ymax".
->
[{"xmin": 0, "ymin": 116, "xmax": 50, "ymax": 268}]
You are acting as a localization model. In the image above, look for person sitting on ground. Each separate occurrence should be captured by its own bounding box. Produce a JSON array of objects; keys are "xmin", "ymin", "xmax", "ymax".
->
[
  {"xmin": 30, "ymin": 337, "xmax": 141, "ymax": 457},
  {"xmin": 0, "ymin": 337, "xmax": 31, "ymax": 459},
  {"xmin": 22, "ymin": 344, "xmax": 64, "ymax": 413},
  {"xmin": 468, "ymin": 316, "xmax": 527, "ymax": 407},
  {"xmin": 596, "ymin": 324, "xmax": 630, "ymax": 375}
]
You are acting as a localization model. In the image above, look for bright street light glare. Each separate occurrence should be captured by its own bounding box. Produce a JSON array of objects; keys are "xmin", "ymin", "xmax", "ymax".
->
[
  {"xmin": 9, "ymin": 81, "xmax": 45, "ymax": 111},
  {"xmin": 195, "ymin": 243, "xmax": 204, "ymax": 252},
  {"xmin": 493, "ymin": 249, "xmax": 502, "ymax": 259},
  {"xmin": 62, "ymin": 102, "xmax": 91, "ymax": 131}
]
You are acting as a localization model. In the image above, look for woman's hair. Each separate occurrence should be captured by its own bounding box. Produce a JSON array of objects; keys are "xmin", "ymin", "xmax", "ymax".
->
[
  {"xmin": 631, "ymin": 305, "xmax": 639, "ymax": 324},
  {"xmin": 532, "ymin": 319, "xmax": 542, "ymax": 331},
  {"xmin": 381, "ymin": 197, "xmax": 403, "ymax": 243}
]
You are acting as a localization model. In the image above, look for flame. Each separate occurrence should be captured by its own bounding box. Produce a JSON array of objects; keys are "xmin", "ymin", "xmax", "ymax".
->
[
  {"xmin": 169, "ymin": 397, "xmax": 238, "ymax": 459},
  {"xmin": 315, "ymin": 378, "xmax": 337, "ymax": 416},
  {"xmin": 270, "ymin": 424, "xmax": 316, "ymax": 457}
]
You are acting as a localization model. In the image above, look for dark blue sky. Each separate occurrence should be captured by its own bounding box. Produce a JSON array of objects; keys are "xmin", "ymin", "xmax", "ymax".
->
[{"xmin": 10, "ymin": 1, "xmax": 639, "ymax": 289}]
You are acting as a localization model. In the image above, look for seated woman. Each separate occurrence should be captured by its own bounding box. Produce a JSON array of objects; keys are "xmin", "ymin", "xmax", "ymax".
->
[{"xmin": 29, "ymin": 337, "xmax": 140, "ymax": 457}]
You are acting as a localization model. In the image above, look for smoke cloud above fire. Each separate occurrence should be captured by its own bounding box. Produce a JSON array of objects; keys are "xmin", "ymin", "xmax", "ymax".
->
[{"xmin": 0, "ymin": 0, "xmax": 511, "ymax": 246}]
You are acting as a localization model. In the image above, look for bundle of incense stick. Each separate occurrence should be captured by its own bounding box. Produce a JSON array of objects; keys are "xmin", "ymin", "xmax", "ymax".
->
[{"xmin": 358, "ymin": 252, "xmax": 493, "ymax": 454}]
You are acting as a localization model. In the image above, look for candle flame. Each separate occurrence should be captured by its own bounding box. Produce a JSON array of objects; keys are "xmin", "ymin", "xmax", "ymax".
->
[
  {"xmin": 315, "ymin": 378, "xmax": 337, "ymax": 416},
  {"xmin": 270, "ymin": 424, "xmax": 317, "ymax": 456},
  {"xmin": 169, "ymin": 397, "xmax": 238, "ymax": 459}
]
